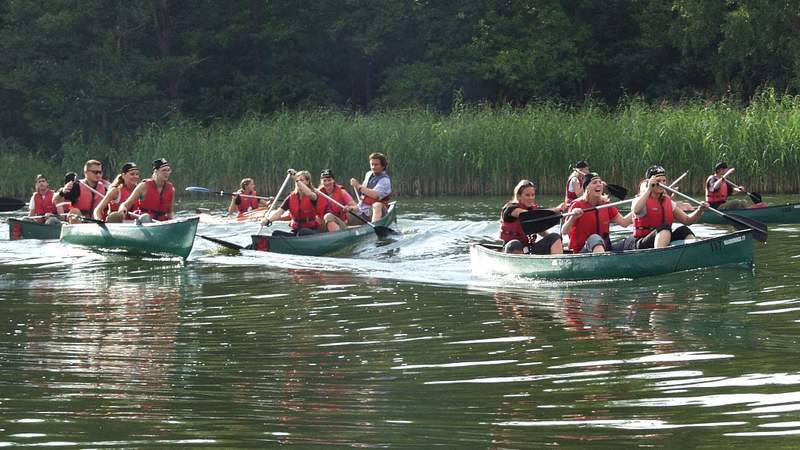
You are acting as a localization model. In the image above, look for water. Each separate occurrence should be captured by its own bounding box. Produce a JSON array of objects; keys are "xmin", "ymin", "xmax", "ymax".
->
[{"xmin": 1, "ymin": 196, "xmax": 800, "ymax": 448}]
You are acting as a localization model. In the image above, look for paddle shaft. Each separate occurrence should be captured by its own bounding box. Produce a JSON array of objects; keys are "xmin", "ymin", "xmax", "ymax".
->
[
  {"xmin": 315, "ymin": 188, "xmax": 372, "ymax": 227},
  {"xmin": 187, "ymin": 187, "xmax": 274, "ymax": 201},
  {"xmin": 314, "ymin": 188, "xmax": 398, "ymax": 236},
  {"xmin": 257, "ymin": 172, "xmax": 293, "ymax": 234},
  {"xmin": 723, "ymin": 178, "xmax": 762, "ymax": 203}
]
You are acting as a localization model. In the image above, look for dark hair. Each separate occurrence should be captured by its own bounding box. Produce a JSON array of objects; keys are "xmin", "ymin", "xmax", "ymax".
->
[
  {"xmin": 714, "ymin": 162, "xmax": 728, "ymax": 172},
  {"xmin": 574, "ymin": 160, "xmax": 589, "ymax": 169},
  {"xmin": 34, "ymin": 174, "xmax": 47, "ymax": 183},
  {"xmin": 62, "ymin": 172, "xmax": 81, "ymax": 203},
  {"xmin": 645, "ymin": 165, "xmax": 666, "ymax": 179},
  {"xmin": 369, "ymin": 152, "xmax": 388, "ymax": 169},
  {"xmin": 152, "ymin": 158, "xmax": 169, "ymax": 170},
  {"xmin": 582, "ymin": 172, "xmax": 601, "ymax": 190}
]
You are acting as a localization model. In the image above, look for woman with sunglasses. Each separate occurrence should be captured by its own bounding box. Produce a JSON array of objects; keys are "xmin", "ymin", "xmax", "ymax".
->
[
  {"xmin": 631, "ymin": 165, "xmax": 709, "ymax": 249},
  {"xmin": 93, "ymin": 162, "xmax": 141, "ymax": 222},
  {"xmin": 262, "ymin": 170, "xmax": 343, "ymax": 236},
  {"xmin": 118, "ymin": 158, "xmax": 175, "ymax": 221},
  {"xmin": 500, "ymin": 179, "xmax": 566, "ymax": 254}
]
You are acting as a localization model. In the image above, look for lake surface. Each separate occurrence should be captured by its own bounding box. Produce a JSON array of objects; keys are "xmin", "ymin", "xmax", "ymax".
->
[{"xmin": 2, "ymin": 195, "xmax": 800, "ymax": 448}]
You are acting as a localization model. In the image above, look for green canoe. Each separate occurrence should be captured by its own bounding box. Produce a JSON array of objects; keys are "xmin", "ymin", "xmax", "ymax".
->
[
  {"xmin": 60, "ymin": 216, "xmax": 199, "ymax": 259},
  {"xmin": 470, "ymin": 230, "xmax": 753, "ymax": 281},
  {"xmin": 250, "ymin": 203, "xmax": 397, "ymax": 256},
  {"xmin": 699, "ymin": 202, "xmax": 800, "ymax": 224},
  {"xmin": 8, "ymin": 217, "xmax": 62, "ymax": 240}
]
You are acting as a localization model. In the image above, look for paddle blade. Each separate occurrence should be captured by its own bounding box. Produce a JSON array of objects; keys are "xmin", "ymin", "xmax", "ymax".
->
[
  {"xmin": 0, "ymin": 197, "xmax": 26, "ymax": 212},
  {"xmin": 606, "ymin": 184, "xmax": 628, "ymax": 200},
  {"xmin": 373, "ymin": 225, "xmax": 400, "ymax": 239},
  {"xmin": 185, "ymin": 186, "xmax": 212, "ymax": 194},
  {"xmin": 519, "ymin": 209, "xmax": 561, "ymax": 235},
  {"xmin": 748, "ymin": 192, "xmax": 763, "ymax": 204},
  {"xmin": 199, "ymin": 234, "xmax": 244, "ymax": 250},
  {"xmin": 724, "ymin": 213, "xmax": 768, "ymax": 242}
]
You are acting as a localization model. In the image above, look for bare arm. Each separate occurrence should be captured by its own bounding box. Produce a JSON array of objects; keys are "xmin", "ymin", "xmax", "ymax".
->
[{"xmin": 93, "ymin": 187, "xmax": 119, "ymax": 220}]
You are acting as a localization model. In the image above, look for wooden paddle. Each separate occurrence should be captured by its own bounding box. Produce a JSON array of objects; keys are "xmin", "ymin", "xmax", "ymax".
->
[
  {"xmin": 314, "ymin": 188, "xmax": 399, "ymax": 238},
  {"xmin": 0, "ymin": 197, "xmax": 26, "ymax": 212},
  {"xmin": 520, "ymin": 198, "xmax": 636, "ymax": 235},
  {"xmin": 658, "ymin": 183, "xmax": 768, "ymax": 242},
  {"xmin": 184, "ymin": 186, "xmax": 274, "ymax": 202},
  {"xmin": 723, "ymin": 179, "xmax": 763, "ymax": 204},
  {"xmin": 257, "ymin": 171, "xmax": 294, "ymax": 235}
]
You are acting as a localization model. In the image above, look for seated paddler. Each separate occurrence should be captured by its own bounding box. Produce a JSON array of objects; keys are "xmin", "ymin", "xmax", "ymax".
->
[
  {"xmin": 262, "ymin": 170, "xmax": 344, "ymax": 237},
  {"xmin": 631, "ymin": 165, "xmax": 709, "ymax": 249},
  {"xmin": 561, "ymin": 172, "xmax": 633, "ymax": 253},
  {"xmin": 500, "ymin": 179, "xmax": 566, "ymax": 254}
]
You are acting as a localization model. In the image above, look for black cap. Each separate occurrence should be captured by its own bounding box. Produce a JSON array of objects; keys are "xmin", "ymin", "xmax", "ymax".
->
[
  {"xmin": 121, "ymin": 162, "xmax": 138, "ymax": 173},
  {"xmin": 152, "ymin": 158, "xmax": 169, "ymax": 170},
  {"xmin": 574, "ymin": 160, "xmax": 589, "ymax": 169},
  {"xmin": 320, "ymin": 169, "xmax": 334, "ymax": 178},
  {"xmin": 34, "ymin": 174, "xmax": 47, "ymax": 182},
  {"xmin": 582, "ymin": 172, "xmax": 601, "ymax": 190},
  {"xmin": 714, "ymin": 161, "xmax": 728, "ymax": 172},
  {"xmin": 645, "ymin": 165, "xmax": 666, "ymax": 179}
]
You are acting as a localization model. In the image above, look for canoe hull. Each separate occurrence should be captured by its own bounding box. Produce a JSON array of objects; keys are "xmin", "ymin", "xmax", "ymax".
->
[
  {"xmin": 8, "ymin": 218, "xmax": 62, "ymax": 240},
  {"xmin": 60, "ymin": 216, "xmax": 199, "ymax": 259},
  {"xmin": 699, "ymin": 203, "xmax": 800, "ymax": 224},
  {"xmin": 470, "ymin": 230, "xmax": 754, "ymax": 281},
  {"xmin": 250, "ymin": 203, "xmax": 397, "ymax": 256}
]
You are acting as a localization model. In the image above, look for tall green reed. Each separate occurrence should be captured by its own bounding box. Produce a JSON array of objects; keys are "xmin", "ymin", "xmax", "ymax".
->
[{"xmin": 2, "ymin": 91, "xmax": 799, "ymax": 200}]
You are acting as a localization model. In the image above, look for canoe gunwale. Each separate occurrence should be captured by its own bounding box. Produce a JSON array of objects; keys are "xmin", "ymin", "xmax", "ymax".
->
[
  {"xmin": 471, "ymin": 230, "xmax": 754, "ymax": 280},
  {"xmin": 250, "ymin": 202, "xmax": 397, "ymax": 255}
]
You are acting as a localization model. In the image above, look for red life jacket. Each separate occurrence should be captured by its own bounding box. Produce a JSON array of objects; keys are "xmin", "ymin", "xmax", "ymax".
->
[
  {"xmin": 288, "ymin": 193, "xmax": 327, "ymax": 230},
  {"xmin": 705, "ymin": 175, "xmax": 729, "ymax": 204},
  {"xmin": 499, "ymin": 202, "xmax": 538, "ymax": 245},
  {"xmin": 322, "ymin": 185, "xmax": 351, "ymax": 221},
  {"xmin": 138, "ymin": 179, "xmax": 174, "ymax": 220},
  {"xmin": 32, "ymin": 190, "xmax": 57, "ymax": 216},
  {"xmin": 72, "ymin": 180, "xmax": 106, "ymax": 217},
  {"xmin": 361, "ymin": 172, "xmax": 391, "ymax": 207},
  {"xmin": 633, "ymin": 195, "xmax": 674, "ymax": 238},
  {"xmin": 564, "ymin": 175, "xmax": 580, "ymax": 203},
  {"xmin": 103, "ymin": 184, "xmax": 140, "ymax": 220},
  {"xmin": 236, "ymin": 191, "xmax": 260, "ymax": 215},
  {"xmin": 568, "ymin": 199, "xmax": 617, "ymax": 252}
]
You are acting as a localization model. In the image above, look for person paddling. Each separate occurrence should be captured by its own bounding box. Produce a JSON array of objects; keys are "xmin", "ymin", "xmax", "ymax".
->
[
  {"xmin": 564, "ymin": 160, "xmax": 590, "ymax": 205},
  {"xmin": 561, "ymin": 173, "xmax": 633, "ymax": 253},
  {"xmin": 118, "ymin": 158, "xmax": 175, "ymax": 221},
  {"xmin": 500, "ymin": 179, "xmax": 566, "ymax": 254},
  {"xmin": 350, "ymin": 152, "xmax": 391, "ymax": 222},
  {"xmin": 228, "ymin": 177, "xmax": 270, "ymax": 216},
  {"xmin": 705, "ymin": 162, "xmax": 746, "ymax": 209},
  {"xmin": 93, "ymin": 162, "xmax": 141, "ymax": 222},
  {"xmin": 53, "ymin": 159, "xmax": 107, "ymax": 223},
  {"xmin": 318, "ymin": 169, "xmax": 358, "ymax": 230},
  {"xmin": 27, "ymin": 174, "xmax": 60, "ymax": 225},
  {"xmin": 262, "ymin": 170, "xmax": 343, "ymax": 236},
  {"xmin": 631, "ymin": 165, "xmax": 709, "ymax": 249}
]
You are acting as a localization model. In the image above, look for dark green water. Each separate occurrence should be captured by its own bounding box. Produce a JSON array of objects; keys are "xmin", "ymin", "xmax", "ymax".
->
[{"xmin": 1, "ymin": 196, "xmax": 800, "ymax": 448}]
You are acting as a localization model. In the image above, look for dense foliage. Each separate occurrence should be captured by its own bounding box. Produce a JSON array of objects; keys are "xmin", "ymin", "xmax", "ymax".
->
[{"xmin": 1, "ymin": 1, "xmax": 799, "ymax": 196}]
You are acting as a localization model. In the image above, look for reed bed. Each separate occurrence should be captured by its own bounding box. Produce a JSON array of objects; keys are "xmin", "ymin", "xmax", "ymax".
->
[{"xmin": 3, "ymin": 92, "xmax": 800, "ymax": 199}]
